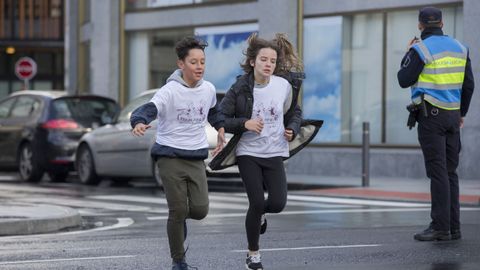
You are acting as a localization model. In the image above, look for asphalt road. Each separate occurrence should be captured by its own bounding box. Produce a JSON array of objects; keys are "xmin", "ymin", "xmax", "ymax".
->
[{"xmin": 0, "ymin": 174, "xmax": 479, "ymax": 270}]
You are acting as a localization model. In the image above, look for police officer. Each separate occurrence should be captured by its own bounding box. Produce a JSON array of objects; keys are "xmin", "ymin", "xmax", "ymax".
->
[{"xmin": 398, "ymin": 7, "xmax": 474, "ymax": 241}]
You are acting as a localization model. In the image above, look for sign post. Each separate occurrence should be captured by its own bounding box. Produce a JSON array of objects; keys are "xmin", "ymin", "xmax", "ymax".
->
[{"xmin": 15, "ymin": 57, "xmax": 37, "ymax": 90}]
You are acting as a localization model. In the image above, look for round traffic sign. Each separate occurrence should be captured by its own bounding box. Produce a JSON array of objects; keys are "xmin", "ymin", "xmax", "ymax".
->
[{"xmin": 15, "ymin": 57, "xmax": 37, "ymax": 80}]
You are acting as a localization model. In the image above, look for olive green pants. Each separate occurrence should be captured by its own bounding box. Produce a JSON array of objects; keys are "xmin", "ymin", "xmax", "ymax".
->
[{"xmin": 157, "ymin": 157, "xmax": 209, "ymax": 262}]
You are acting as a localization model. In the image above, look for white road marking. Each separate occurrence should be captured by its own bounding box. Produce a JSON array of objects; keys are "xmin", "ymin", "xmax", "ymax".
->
[
  {"xmin": 207, "ymin": 194, "xmax": 358, "ymax": 209},
  {"xmin": 0, "ymin": 175, "xmax": 18, "ymax": 181},
  {"xmin": 61, "ymin": 217, "xmax": 134, "ymax": 235},
  {"xmin": 286, "ymin": 194, "xmax": 431, "ymax": 207},
  {"xmin": 146, "ymin": 207, "xmax": 480, "ymax": 220},
  {"xmin": 17, "ymin": 197, "xmax": 161, "ymax": 212},
  {"xmin": 89, "ymin": 194, "xmax": 360, "ymax": 210},
  {"xmin": 0, "ymin": 183, "xmax": 79, "ymax": 195},
  {"xmin": 89, "ymin": 194, "xmax": 248, "ymax": 210},
  {"xmin": 0, "ymin": 255, "xmax": 137, "ymax": 265},
  {"xmin": 88, "ymin": 195, "xmax": 168, "ymax": 204},
  {"xmin": 231, "ymin": 244, "xmax": 382, "ymax": 253}
]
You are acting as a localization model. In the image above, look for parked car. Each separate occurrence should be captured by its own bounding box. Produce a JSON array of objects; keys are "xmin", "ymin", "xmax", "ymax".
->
[
  {"xmin": 0, "ymin": 90, "xmax": 119, "ymax": 182},
  {"xmin": 75, "ymin": 89, "xmax": 238, "ymax": 186}
]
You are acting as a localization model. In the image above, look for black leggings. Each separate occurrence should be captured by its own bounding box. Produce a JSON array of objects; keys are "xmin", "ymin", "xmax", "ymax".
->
[{"xmin": 237, "ymin": 155, "xmax": 287, "ymax": 251}]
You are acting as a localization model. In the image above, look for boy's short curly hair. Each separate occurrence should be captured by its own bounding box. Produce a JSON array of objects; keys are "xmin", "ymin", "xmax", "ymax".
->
[{"xmin": 175, "ymin": 37, "xmax": 208, "ymax": 60}]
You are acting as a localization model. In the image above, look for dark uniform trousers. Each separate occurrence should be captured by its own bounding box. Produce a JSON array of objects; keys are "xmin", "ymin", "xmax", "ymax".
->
[{"xmin": 417, "ymin": 102, "xmax": 461, "ymax": 231}]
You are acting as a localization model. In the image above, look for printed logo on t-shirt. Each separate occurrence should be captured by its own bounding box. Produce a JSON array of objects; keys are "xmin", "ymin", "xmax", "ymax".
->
[
  {"xmin": 253, "ymin": 100, "xmax": 280, "ymax": 129},
  {"xmin": 176, "ymin": 100, "xmax": 207, "ymax": 124}
]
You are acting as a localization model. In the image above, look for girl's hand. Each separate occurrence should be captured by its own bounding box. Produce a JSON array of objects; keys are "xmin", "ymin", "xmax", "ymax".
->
[
  {"xmin": 132, "ymin": 123, "xmax": 151, "ymax": 136},
  {"xmin": 245, "ymin": 119, "xmax": 264, "ymax": 134},
  {"xmin": 284, "ymin": 128, "xmax": 294, "ymax": 142}
]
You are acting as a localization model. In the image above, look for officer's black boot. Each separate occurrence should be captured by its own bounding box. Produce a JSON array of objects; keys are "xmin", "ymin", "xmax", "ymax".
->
[
  {"xmin": 414, "ymin": 226, "xmax": 451, "ymax": 241},
  {"xmin": 451, "ymin": 229, "xmax": 462, "ymax": 240}
]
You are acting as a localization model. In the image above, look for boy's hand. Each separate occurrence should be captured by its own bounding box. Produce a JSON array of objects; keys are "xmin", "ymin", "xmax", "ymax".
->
[
  {"xmin": 132, "ymin": 123, "xmax": 151, "ymax": 136},
  {"xmin": 212, "ymin": 128, "xmax": 225, "ymax": 157}
]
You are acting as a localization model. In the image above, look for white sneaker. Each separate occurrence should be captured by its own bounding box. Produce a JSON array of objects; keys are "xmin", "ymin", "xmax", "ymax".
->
[{"xmin": 245, "ymin": 252, "xmax": 263, "ymax": 270}]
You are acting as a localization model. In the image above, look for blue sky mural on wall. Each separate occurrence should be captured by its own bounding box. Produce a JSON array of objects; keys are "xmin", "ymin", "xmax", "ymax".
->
[
  {"xmin": 196, "ymin": 24, "xmax": 257, "ymax": 93},
  {"xmin": 303, "ymin": 17, "xmax": 343, "ymax": 142}
]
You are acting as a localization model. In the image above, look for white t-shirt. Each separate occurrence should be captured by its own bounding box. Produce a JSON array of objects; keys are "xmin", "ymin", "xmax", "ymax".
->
[
  {"xmin": 236, "ymin": 75, "xmax": 292, "ymax": 158},
  {"xmin": 150, "ymin": 80, "xmax": 216, "ymax": 150}
]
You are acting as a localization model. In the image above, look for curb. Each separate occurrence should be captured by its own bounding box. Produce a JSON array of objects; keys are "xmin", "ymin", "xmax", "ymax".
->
[{"xmin": 0, "ymin": 203, "xmax": 82, "ymax": 236}]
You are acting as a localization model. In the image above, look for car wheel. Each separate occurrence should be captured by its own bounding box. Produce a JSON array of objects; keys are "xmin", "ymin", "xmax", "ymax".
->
[
  {"xmin": 18, "ymin": 143, "xmax": 44, "ymax": 182},
  {"xmin": 152, "ymin": 160, "xmax": 163, "ymax": 187},
  {"xmin": 48, "ymin": 169, "xmax": 69, "ymax": 182},
  {"xmin": 76, "ymin": 145, "xmax": 101, "ymax": 185}
]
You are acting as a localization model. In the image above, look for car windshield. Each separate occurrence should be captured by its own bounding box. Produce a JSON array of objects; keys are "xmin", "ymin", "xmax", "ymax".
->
[
  {"xmin": 117, "ymin": 92, "xmax": 155, "ymax": 123},
  {"xmin": 50, "ymin": 97, "xmax": 118, "ymax": 128}
]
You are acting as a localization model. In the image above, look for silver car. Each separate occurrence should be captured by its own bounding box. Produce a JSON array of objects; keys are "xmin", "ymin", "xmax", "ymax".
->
[{"xmin": 75, "ymin": 90, "xmax": 237, "ymax": 186}]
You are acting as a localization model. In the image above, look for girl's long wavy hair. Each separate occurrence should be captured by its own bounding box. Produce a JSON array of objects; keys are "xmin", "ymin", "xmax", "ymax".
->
[
  {"xmin": 273, "ymin": 33, "xmax": 303, "ymax": 73},
  {"xmin": 240, "ymin": 33, "xmax": 303, "ymax": 75}
]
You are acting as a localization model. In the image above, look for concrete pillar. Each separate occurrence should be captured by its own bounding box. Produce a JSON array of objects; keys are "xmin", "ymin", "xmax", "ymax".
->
[
  {"xmin": 64, "ymin": 0, "xmax": 78, "ymax": 95},
  {"xmin": 89, "ymin": 0, "xmax": 120, "ymax": 101},
  {"xmin": 127, "ymin": 32, "xmax": 149, "ymax": 101},
  {"xmin": 257, "ymin": 0, "xmax": 299, "ymax": 47}
]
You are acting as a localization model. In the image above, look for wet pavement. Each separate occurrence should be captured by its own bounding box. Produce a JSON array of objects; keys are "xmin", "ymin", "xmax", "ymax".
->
[{"xmin": 0, "ymin": 173, "xmax": 479, "ymax": 269}]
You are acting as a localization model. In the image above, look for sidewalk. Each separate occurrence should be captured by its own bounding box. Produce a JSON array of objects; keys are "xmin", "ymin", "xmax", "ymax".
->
[
  {"xmin": 0, "ymin": 175, "xmax": 479, "ymax": 237},
  {"xmin": 0, "ymin": 200, "xmax": 82, "ymax": 236}
]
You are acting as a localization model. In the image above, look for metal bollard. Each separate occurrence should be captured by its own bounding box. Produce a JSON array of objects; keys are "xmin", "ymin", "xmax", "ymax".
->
[{"xmin": 362, "ymin": 122, "xmax": 370, "ymax": 187}]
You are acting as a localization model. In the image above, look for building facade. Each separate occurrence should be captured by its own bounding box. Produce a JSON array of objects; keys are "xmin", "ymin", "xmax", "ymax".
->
[
  {"xmin": 0, "ymin": 0, "xmax": 64, "ymax": 98},
  {"xmin": 66, "ymin": 0, "xmax": 480, "ymax": 179}
]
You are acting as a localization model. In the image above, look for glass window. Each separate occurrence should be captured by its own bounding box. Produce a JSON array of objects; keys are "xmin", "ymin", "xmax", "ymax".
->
[
  {"xmin": 33, "ymin": 81, "xmax": 53, "ymax": 90},
  {"xmin": 196, "ymin": 24, "xmax": 257, "ymax": 92},
  {"xmin": 127, "ymin": 24, "xmax": 255, "ymax": 102},
  {"xmin": 10, "ymin": 96, "xmax": 39, "ymax": 117},
  {"xmin": 303, "ymin": 17, "xmax": 343, "ymax": 143},
  {"xmin": 149, "ymin": 29, "xmax": 191, "ymax": 90},
  {"xmin": 385, "ymin": 10, "xmax": 420, "ymax": 144},
  {"xmin": 118, "ymin": 92, "xmax": 155, "ymax": 123},
  {"xmin": 81, "ymin": 0, "xmax": 91, "ymax": 24},
  {"xmin": 0, "ymin": 82, "xmax": 9, "ymax": 99},
  {"xmin": 127, "ymin": 28, "xmax": 193, "ymax": 101},
  {"xmin": 51, "ymin": 97, "xmax": 118, "ymax": 128},
  {"xmin": 126, "ymin": 0, "xmax": 232, "ymax": 9},
  {"xmin": 304, "ymin": 15, "xmax": 383, "ymax": 144},
  {"xmin": 79, "ymin": 42, "xmax": 91, "ymax": 94},
  {"xmin": 0, "ymin": 53, "xmax": 6, "ymax": 75},
  {"xmin": 385, "ymin": 7, "xmax": 463, "ymax": 144},
  {"xmin": 304, "ymin": 6, "xmax": 463, "ymax": 145},
  {"xmin": 34, "ymin": 53, "xmax": 53, "ymax": 76},
  {"xmin": 343, "ymin": 14, "xmax": 383, "ymax": 144},
  {"xmin": 0, "ymin": 97, "xmax": 16, "ymax": 118}
]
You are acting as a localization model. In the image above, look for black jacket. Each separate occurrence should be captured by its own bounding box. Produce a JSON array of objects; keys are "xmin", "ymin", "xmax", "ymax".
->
[
  {"xmin": 209, "ymin": 72, "xmax": 323, "ymax": 170},
  {"xmin": 397, "ymin": 27, "xmax": 475, "ymax": 117}
]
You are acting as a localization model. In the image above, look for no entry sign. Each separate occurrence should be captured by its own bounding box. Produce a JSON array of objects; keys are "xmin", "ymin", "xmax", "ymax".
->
[{"xmin": 15, "ymin": 57, "xmax": 37, "ymax": 81}]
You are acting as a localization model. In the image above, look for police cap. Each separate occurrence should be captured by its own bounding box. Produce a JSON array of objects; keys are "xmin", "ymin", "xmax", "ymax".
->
[{"xmin": 419, "ymin": 7, "xmax": 442, "ymax": 25}]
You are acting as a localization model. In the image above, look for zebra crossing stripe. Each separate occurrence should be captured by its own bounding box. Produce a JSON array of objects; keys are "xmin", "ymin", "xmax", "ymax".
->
[
  {"xmin": 231, "ymin": 244, "xmax": 382, "ymax": 253},
  {"xmin": 286, "ymin": 194, "xmax": 431, "ymax": 207},
  {"xmin": 88, "ymin": 195, "xmax": 247, "ymax": 210},
  {"xmin": 147, "ymin": 207, "xmax": 480, "ymax": 221},
  {"xmin": 18, "ymin": 197, "xmax": 158, "ymax": 212}
]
